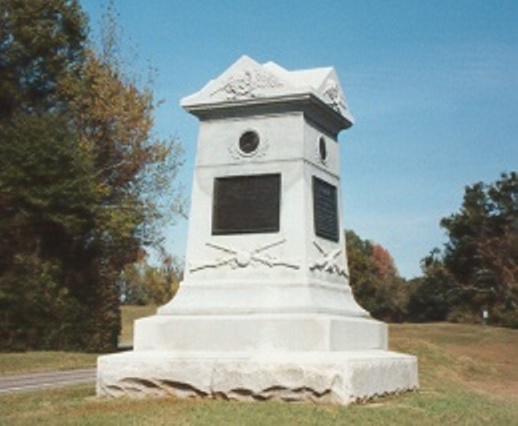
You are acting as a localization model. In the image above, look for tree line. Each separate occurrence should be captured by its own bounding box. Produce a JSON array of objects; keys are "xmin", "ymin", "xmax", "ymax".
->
[
  {"xmin": 348, "ymin": 172, "xmax": 517, "ymax": 328},
  {"xmin": 0, "ymin": 0, "xmax": 183, "ymax": 351},
  {"xmin": 112, "ymin": 172, "xmax": 517, "ymax": 330}
]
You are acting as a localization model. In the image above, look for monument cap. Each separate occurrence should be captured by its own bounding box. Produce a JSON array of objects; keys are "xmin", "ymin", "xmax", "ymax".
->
[{"xmin": 181, "ymin": 55, "xmax": 354, "ymax": 130}]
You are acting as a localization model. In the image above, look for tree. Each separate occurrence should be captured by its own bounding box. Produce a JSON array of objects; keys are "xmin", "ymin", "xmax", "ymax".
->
[
  {"xmin": 372, "ymin": 244, "xmax": 398, "ymax": 278},
  {"xmin": 119, "ymin": 254, "xmax": 182, "ymax": 306},
  {"xmin": 0, "ymin": 0, "xmax": 94, "ymax": 350},
  {"xmin": 346, "ymin": 230, "xmax": 408, "ymax": 322},
  {"xmin": 438, "ymin": 172, "xmax": 517, "ymax": 326},
  {"xmin": 406, "ymin": 249, "xmax": 454, "ymax": 322},
  {"xmin": 0, "ymin": 1, "xmax": 184, "ymax": 351},
  {"xmin": 0, "ymin": 112, "xmax": 99, "ymax": 349},
  {"xmin": 0, "ymin": 0, "xmax": 87, "ymax": 116}
]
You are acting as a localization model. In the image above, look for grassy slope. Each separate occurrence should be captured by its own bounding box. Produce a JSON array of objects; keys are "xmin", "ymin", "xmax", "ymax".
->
[
  {"xmin": 0, "ymin": 321, "xmax": 516, "ymax": 425},
  {"xmin": 390, "ymin": 323, "xmax": 518, "ymax": 403}
]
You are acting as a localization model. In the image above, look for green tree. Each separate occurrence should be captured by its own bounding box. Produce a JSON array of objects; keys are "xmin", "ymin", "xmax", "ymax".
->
[
  {"xmin": 0, "ymin": 0, "xmax": 87, "ymax": 116},
  {"xmin": 0, "ymin": 112, "xmax": 99, "ymax": 349},
  {"xmin": 0, "ymin": 0, "xmax": 93, "ymax": 350},
  {"xmin": 406, "ymin": 249, "xmax": 454, "ymax": 322},
  {"xmin": 439, "ymin": 172, "xmax": 517, "ymax": 326},
  {"xmin": 346, "ymin": 230, "xmax": 408, "ymax": 322},
  {"xmin": 0, "ymin": 1, "xmax": 184, "ymax": 351}
]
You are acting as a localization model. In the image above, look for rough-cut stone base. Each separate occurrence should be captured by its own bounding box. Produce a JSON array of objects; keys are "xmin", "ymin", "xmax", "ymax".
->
[{"xmin": 97, "ymin": 350, "xmax": 418, "ymax": 404}]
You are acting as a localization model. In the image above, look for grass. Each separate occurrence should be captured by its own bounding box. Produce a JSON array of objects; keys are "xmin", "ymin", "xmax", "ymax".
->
[
  {"xmin": 0, "ymin": 352, "xmax": 99, "ymax": 376},
  {"xmin": 0, "ymin": 378, "xmax": 516, "ymax": 425},
  {"xmin": 0, "ymin": 321, "xmax": 517, "ymax": 425},
  {"xmin": 389, "ymin": 323, "xmax": 518, "ymax": 401}
]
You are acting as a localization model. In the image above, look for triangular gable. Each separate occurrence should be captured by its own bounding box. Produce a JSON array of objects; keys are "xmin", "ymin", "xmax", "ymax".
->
[
  {"xmin": 318, "ymin": 69, "xmax": 351, "ymax": 118},
  {"xmin": 182, "ymin": 55, "xmax": 293, "ymax": 106}
]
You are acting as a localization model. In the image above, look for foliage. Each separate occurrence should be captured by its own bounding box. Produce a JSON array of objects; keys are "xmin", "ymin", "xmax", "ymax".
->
[
  {"xmin": 0, "ymin": 0, "xmax": 87, "ymax": 116},
  {"xmin": 345, "ymin": 230, "xmax": 408, "ymax": 322},
  {"xmin": 413, "ymin": 173, "xmax": 517, "ymax": 327},
  {"xmin": 119, "ymin": 255, "xmax": 182, "ymax": 306},
  {"xmin": 0, "ymin": 1, "xmax": 183, "ymax": 351},
  {"xmin": 406, "ymin": 250, "xmax": 455, "ymax": 322},
  {"xmin": 440, "ymin": 172, "xmax": 517, "ymax": 326},
  {"xmin": 372, "ymin": 244, "xmax": 398, "ymax": 278}
]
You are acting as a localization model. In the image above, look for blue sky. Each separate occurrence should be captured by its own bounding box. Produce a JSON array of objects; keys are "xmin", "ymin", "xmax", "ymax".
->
[{"xmin": 81, "ymin": 0, "xmax": 517, "ymax": 278}]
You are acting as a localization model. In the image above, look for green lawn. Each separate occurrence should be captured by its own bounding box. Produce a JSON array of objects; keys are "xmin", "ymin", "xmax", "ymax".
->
[
  {"xmin": 0, "ymin": 321, "xmax": 516, "ymax": 425},
  {"xmin": 0, "ymin": 378, "xmax": 515, "ymax": 425},
  {"xmin": 0, "ymin": 352, "xmax": 98, "ymax": 376}
]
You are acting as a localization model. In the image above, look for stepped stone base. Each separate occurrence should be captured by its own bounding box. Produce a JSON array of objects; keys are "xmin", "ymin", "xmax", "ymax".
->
[
  {"xmin": 133, "ymin": 313, "xmax": 388, "ymax": 352},
  {"xmin": 96, "ymin": 350, "xmax": 418, "ymax": 404}
]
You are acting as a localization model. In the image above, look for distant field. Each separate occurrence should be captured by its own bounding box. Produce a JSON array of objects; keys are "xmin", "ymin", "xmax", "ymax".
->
[
  {"xmin": 0, "ymin": 320, "xmax": 516, "ymax": 424},
  {"xmin": 119, "ymin": 304, "xmax": 157, "ymax": 345}
]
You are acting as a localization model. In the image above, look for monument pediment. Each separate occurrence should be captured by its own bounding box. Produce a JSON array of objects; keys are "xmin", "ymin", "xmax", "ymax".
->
[
  {"xmin": 181, "ymin": 56, "xmax": 291, "ymax": 105},
  {"xmin": 182, "ymin": 55, "xmax": 353, "ymax": 124}
]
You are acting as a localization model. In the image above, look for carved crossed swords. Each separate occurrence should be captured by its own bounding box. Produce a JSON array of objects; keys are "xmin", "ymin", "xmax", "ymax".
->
[
  {"xmin": 189, "ymin": 239, "xmax": 300, "ymax": 272},
  {"xmin": 309, "ymin": 241, "xmax": 349, "ymax": 278}
]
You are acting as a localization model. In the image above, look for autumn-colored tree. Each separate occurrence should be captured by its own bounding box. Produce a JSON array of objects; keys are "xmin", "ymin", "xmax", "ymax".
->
[
  {"xmin": 346, "ymin": 230, "xmax": 408, "ymax": 322},
  {"xmin": 119, "ymin": 254, "xmax": 182, "ymax": 306},
  {"xmin": 372, "ymin": 244, "xmax": 398, "ymax": 279}
]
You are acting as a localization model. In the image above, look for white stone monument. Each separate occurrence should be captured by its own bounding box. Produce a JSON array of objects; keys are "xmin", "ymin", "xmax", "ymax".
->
[{"xmin": 97, "ymin": 56, "xmax": 418, "ymax": 404}]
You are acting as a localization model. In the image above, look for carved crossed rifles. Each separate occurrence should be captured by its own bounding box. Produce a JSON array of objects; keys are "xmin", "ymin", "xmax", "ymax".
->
[
  {"xmin": 309, "ymin": 241, "xmax": 349, "ymax": 278},
  {"xmin": 189, "ymin": 239, "xmax": 300, "ymax": 273}
]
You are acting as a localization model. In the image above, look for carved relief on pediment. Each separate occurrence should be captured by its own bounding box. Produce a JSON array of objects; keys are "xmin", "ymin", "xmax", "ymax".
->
[
  {"xmin": 210, "ymin": 68, "xmax": 284, "ymax": 101},
  {"xmin": 322, "ymin": 79, "xmax": 348, "ymax": 114}
]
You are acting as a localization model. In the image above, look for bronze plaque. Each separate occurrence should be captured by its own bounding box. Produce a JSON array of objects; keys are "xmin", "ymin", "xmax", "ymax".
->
[
  {"xmin": 313, "ymin": 176, "xmax": 339, "ymax": 242},
  {"xmin": 212, "ymin": 174, "xmax": 281, "ymax": 235}
]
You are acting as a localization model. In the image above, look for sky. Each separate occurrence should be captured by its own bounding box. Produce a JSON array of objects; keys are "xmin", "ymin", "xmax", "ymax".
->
[{"xmin": 81, "ymin": 0, "xmax": 518, "ymax": 278}]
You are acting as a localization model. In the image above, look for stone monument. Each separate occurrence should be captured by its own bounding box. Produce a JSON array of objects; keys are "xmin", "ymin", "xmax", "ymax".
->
[{"xmin": 97, "ymin": 55, "xmax": 418, "ymax": 404}]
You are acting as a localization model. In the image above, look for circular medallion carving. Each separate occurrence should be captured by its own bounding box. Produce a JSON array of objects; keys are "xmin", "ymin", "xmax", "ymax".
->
[
  {"xmin": 236, "ymin": 251, "xmax": 252, "ymax": 267},
  {"xmin": 239, "ymin": 130, "xmax": 260, "ymax": 155}
]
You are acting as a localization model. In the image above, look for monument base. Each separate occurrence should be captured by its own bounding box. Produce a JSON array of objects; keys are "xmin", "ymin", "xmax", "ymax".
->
[
  {"xmin": 97, "ymin": 350, "xmax": 418, "ymax": 404},
  {"xmin": 133, "ymin": 313, "xmax": 388, "ymax": 352}
]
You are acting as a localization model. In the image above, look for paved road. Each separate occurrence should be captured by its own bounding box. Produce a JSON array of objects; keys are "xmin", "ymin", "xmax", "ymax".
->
[{"xmin": 0, "ymin": 368, "xmax": 96, "ymax": 395}]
